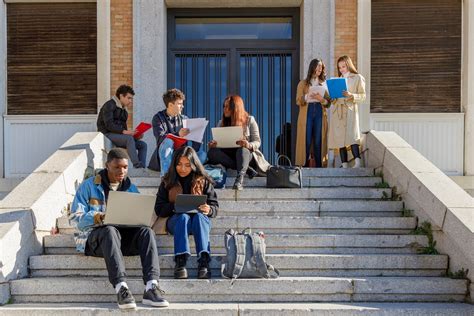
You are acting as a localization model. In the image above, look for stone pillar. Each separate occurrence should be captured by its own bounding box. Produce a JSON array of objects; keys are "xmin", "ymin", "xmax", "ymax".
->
[
  {"xmin": 133, "ymin": 0, "xmax": 167, "ymax": 161},
  {"xmin": 357, "ymin": 0, "xmax": 371, "ymax": 133},
  {"xmin": 300, "ymin": 0, "xmax": 335, "ymax": 78},
  {"xmin": 0, "ymin": 1, "xmax": 6, "ymax": 177},
  {"xmin": 462, "ymin": 0, "xmax": 474, "ymax": 175}
]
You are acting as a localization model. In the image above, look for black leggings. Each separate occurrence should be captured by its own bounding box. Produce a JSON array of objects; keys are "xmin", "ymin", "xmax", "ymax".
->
[{"xmin": 339, "ymin": 144, "xmax": 360, "ymax": 163}]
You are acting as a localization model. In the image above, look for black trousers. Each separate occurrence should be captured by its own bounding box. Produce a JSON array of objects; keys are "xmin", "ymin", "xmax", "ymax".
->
[
  {"xmin": 339, "ymin": 144, "xmax": 361, "ymax": 163},
  {"xmin": 207, "ymin": 147, "xmax": 253, "ymax": 175},
  {"xmin": 85, "ymin": 226, "xmax": 160, "ymax": 286}
]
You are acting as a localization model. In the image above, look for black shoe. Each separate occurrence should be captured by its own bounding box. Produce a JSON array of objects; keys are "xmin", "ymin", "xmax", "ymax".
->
[
  {"xmin": 246, "ymin": 167, "xmax": 258, "ymax": 179},
  {"xmin": 232, "ymin": 175, "xmax": 244, "ymax": 190},
  {"xmin": 174, "ymin": 254, "xmax": 188, "ymax": 279},
  {"xmin": 117, "ymin": 286, "xmax": 136, "ymax": 310},
  {"xmin": 197, "ymin": 253, "xmax": 211, "ymax": 279},
  {"xmin": 142, "ymin": 283, "xmax": 169, "ymax": 308}
]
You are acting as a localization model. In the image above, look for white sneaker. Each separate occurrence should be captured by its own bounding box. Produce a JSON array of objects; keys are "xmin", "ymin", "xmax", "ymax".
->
[
  {"xmin": 342, "ymin": 162, "xmax": 349, "ymax": 168},
  {"xmin": 353, "ymin": 157, "xmax": 361, "ymax": 168},
  {"xmin": 327, "ymin": 151, "xmax": 334, "ymax": 168}
]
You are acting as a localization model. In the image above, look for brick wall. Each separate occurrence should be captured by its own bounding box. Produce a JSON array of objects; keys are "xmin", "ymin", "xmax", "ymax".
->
[
  {"xmin": 110, "ymin": 0, "xmax": 133, "ymax": 126},
  {"xmin": 334, "ymin": 0, "xmax": 358, "ymax": 75}
]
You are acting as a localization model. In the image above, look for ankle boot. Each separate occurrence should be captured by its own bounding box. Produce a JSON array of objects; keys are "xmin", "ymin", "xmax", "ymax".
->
[
  {"xmin": 197, "ymin": 252, "xmax": 211, "ymax": 279},
  {"xmin": 353, "ymin": 157, "xmax": 361, "ymax": 168},
  {"xmin": 174, "ymin": 254, "xmax": 188, "ymax": 279},
  {"xmin": 233, "ymin": 174, "xmax": 244, "ymax": 190},
  {"xmin": 246, "ymin": 166, "xmax": 258, "ymax": 179}
]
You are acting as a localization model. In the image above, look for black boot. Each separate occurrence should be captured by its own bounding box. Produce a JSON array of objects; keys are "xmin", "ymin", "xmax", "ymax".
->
[
  {"xmin": 246, "ymin": 166, "xmax": 258, "ymax": 179},
  {"xmin": 232, "ymin": 174, "xmax": 244, "ymax": 190},
  {"xmin": 174, "ymin": 254, "xmax": 188, "ymax": 279},
  {"xmin": 197, "ymin": 252, "xmax": 211, "ymax": 279}
]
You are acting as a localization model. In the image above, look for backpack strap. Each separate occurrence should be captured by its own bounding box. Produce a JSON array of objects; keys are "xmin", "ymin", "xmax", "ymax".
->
[
  {"xmin": 249, "ymin": 233, "xmax": 270, "ymax": 278},
  {"xmin": 230, "ymin": 233, "xmax": 247, "ymax": 282}
]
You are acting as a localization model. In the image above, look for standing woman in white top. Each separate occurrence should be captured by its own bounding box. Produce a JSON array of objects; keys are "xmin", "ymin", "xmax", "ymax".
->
[
  {"xmin": 327, "ymin": 55, "xmax": 366, "ymax": 168},
  {"xmin": 295, "ymin": 58, "xmax": 331, "ymax": 167}
]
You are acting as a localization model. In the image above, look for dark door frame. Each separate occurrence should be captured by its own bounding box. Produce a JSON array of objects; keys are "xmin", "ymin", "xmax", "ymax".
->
[{"xmin": 167, "ymin": 8, "xmax": 300, "ymax": 162}]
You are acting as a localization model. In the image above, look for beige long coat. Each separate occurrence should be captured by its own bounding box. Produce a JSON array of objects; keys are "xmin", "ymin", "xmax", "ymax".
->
[
  {"xmin": 327, "ymin": 73, "xmax": 366, "ymax": 149},
  {"xmin": 295, "ymin": 80, "xmax": 329, "ymax": 167}
]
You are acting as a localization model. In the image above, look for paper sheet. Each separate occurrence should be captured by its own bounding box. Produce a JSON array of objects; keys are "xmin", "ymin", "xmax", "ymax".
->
[{"xmin": 183, "ymin": 118, "xmax": 208, "ymax": 143}]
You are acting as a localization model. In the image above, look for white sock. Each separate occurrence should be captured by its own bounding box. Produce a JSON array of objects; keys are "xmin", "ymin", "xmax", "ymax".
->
[
  {"xmin": 145, "ymin": 279, "xmax": 158, "ymax": 291},
  {"xmin": 115, "ymin": 281, "xmax": 128, "ymax": 294}
]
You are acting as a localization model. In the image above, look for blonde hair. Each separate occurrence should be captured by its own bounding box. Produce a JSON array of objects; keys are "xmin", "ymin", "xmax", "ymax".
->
[{"xmin": 337, "ymin": 55, "xmax": 358, "ymax": 77}]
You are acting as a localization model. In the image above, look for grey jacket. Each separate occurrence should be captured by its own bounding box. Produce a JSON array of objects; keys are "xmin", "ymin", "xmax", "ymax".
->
[{"xmin": 218, "ymin": 116, "xmax": 270, "ymax": 174}]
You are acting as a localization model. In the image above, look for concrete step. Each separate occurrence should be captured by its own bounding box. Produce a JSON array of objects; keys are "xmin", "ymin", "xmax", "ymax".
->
[
  {"xmin": 217, "ymin": 200, "xmax": 404, "ymax": 217},
  {"xmin": 29, "ymin": 254, "xmax": 449, "ymax": 278},
  {"xmin": 139, "ymin": 187, "xmax": 393, "ymax": 200},
  {"xmin": 128, "ymin": 168, "xmax": 375, "ymax": 178},
  {"xmin": 10, "ymin": 277, "xmax": 468, "ymax": 303},
  {"xmin": 57, "ymin": 216, "xmax": 417, "ymax": 235},
  {"xmin": 44, "ymin": 234, "xmax": 429, "ymax": 255},
  {"xmin": 132, "ymin": 176, "xmax": 383, "ymax": 188},
  {"xmin": 2, "ymin": 302, "xmax": 474, "ymax": 315}
]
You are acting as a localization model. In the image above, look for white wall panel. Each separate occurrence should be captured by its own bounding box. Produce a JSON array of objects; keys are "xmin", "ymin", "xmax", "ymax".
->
[
  {"xmin": 370, "ymin": 113, "xmax": 464, "ymax": 175},
  {"xmin": 4, "ymin": 115, "xmax": 96, "ymax": 177}
]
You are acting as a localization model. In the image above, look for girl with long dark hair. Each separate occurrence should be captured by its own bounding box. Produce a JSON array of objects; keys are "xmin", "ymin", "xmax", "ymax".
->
[{"xmin": 154, "ymin": 146, "xmax": 218, "ymax": 279}]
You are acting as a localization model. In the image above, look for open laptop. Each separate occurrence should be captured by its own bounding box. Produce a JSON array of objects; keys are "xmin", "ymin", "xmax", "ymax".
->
[
  {"xmin": 104, "ymin": 191, "xmax": 156, "ymax": 226},
  {"xmin": 211, "ymin": 126, "xmax": 243, "ymax": 148},
  {"xmin": 174, "ymin": 194, "xmax": 207, "ymax": 214}
]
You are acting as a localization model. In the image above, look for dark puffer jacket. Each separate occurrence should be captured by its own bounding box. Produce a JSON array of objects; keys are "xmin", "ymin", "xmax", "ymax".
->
[{"xmin": 97, "ymin": 97, "xmax": 128, "ymax": 134}]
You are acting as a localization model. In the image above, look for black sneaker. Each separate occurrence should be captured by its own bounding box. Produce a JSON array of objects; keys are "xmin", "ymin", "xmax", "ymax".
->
[
  {"xmin": 142, "ymin": 283, "xmax": 169, "ymax": 308},
  {"xmin": 197, "ymin": 253, "xmax": 211, "ymax": 279},
  {"xmin": 117, "ymin": 286, "xmax": 136, "ymax": 310},
  {"xmin": 246, "ymin": 166, "xmax": 258, "ymax": 179},
  {"xmin": 174, "ymin": 254, "xmax": 188, "ymax": 279}
]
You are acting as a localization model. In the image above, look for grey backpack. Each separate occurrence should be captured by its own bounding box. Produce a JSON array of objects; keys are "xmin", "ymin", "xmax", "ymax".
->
[{"xmin": 221, "ymin": 228, "xmax": 279, "ymax": 282}]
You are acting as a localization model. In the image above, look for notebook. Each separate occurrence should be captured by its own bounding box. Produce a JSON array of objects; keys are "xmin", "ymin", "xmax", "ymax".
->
[
  {"xmin": 211, "ymin": 126, "xmax": 243, "ymax": 148},
  {"xmin": 103, "ymin": 191, "xmax": 156, "ymax": 226},
  {"xmin": 174, "ymin": 194, "xmax": 207, "ymax": 214},
  {"xmin": 133, "ymin": 122, "xmax": 152, "ymax": 139}
]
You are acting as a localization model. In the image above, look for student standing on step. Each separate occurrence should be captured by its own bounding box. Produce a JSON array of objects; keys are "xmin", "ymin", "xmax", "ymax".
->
[
  {"xmin": 149, "ymin": 88, "xmax": 207, "ymax": 175},
  {"xmin": 207, "ymin": 95, "xmax": 270, "ymax": 190},
  {"xmin": 295, "ymin": 58, "xmax": 331, "ymax": 167},
  {"xmin": 97, "ymin": 85, "xmax": 147, "ymax": 169},
  {"xmin": 155, "ymin": 146, "xmax": 219, "ymax": 279},
  {"xmin": 327, "ymin": 55, "xmax": 366, "ymax": 168},
  {"xmin": 69, "ymin": 148, "xmax": 168, "ymax": 310}
]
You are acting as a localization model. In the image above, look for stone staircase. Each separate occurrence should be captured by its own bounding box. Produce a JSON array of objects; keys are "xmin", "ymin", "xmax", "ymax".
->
[{"xmin": 2, "ymin": 168, "xmax": 473, "ymax": 315}]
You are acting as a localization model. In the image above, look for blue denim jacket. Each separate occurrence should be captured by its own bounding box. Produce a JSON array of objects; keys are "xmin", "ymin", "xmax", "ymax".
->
[{"xmin": 69, "ymin": 170, "xmax": 139, "ymax": 252}]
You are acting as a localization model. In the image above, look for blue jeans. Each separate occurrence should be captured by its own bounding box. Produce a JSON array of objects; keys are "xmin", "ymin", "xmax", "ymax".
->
[
  {"xmin": 166, "ymin": 213, "xmax": 211, "ymax": 258},
  {"xmin": 305, "ymin": 102, "xmax": 323, "ymax": 167},
  {"xmin": 159, "ymin": 139, "xmax": 207, "ymax": 176}
]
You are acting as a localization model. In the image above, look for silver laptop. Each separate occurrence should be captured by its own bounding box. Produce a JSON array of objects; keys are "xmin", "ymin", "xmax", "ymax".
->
[
  {"xmin": 211, "ymin": 126, "xmax": 243, "ymax": 148},
  {"xmin": 104, "ymin": 191, "xmax": 155, "ymax": 226}
]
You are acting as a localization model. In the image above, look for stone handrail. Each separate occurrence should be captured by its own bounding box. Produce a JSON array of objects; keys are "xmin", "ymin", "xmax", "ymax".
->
[
  {"xmin": 0, "ymin": 132, "xmax": 108, "ymax": 304},
  {"xmin": 363, "ymin": 131, "xmax": 474, "ymax": 301}
]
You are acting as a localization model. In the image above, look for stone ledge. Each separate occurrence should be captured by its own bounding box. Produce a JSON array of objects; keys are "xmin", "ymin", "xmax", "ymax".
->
[{"xmin": 366, "ymin": 130, "xmax": 474, "ymax": 285}]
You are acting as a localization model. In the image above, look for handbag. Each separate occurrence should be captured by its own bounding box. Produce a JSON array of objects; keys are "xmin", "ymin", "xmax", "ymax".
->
[{"xmin": 266, "ymin": 155, "xmax": 303, "ymax": 188}]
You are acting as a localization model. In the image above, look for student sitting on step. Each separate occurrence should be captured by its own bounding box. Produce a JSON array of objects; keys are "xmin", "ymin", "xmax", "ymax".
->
[
  {"xmin": 149, "ymin": 88, "xmax": 207, "ymax": 175},
  {"xmin": 207, "ymin": 95, "xmax": 270, "ymax": 190},
  {"xmin": 69, "ymin": 148, "xmax": 169, "ymax": 310},
  {"xmin": 154, "ymin": 146, "xmax": 218, "ymax": 279}
]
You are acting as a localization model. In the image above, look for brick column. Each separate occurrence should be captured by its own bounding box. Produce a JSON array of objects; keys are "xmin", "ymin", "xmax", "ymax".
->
[
  {"xmin": 334, "ymin": 0, "xmax": 358, "ymax": 74},
  {"xmin": 111, "ymin": 0, "xmax": 134, "ymax": 127}
]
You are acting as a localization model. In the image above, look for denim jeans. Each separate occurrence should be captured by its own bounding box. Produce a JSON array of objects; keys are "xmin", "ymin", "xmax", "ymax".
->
[
  {"xmin": 159, "ymin": 138, "xmax": 207, "ymax": 176},
  {"xmin": 166, "ymin": 212, "xmax": 211, "ymax": 258},
  {"xmin": 105, "ymin": 133, "xmax": 147, "ymax": 168},
  {"xmin": 305, "ymin": 102, "xmax": 323, "ymax": 167}
]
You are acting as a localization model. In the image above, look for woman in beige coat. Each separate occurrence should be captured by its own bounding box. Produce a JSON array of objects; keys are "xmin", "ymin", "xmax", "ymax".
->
[
  {"xmin": 295, "ymin": 58, "xmax": 331, "ymax": 167},
  {"xmin": 327, "ymin": 55, "xmax": 366, "ymax": 168}
]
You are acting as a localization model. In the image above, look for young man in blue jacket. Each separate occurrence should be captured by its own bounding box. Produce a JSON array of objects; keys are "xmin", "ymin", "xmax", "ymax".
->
[{"xmin": 69, "ymin": 148, "xmax": 168, "ymax": 310}]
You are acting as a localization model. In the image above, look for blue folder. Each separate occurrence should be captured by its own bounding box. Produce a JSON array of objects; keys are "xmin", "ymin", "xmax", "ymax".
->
[{"xmin": 326, "ymin": 78, "xmax": 348, "ymax": 99}]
